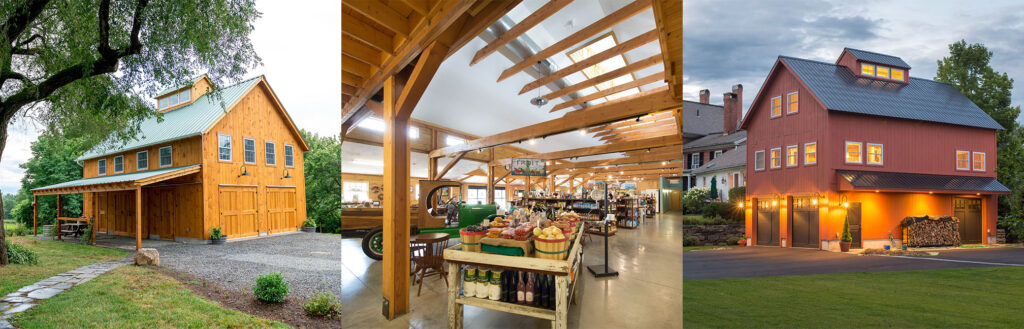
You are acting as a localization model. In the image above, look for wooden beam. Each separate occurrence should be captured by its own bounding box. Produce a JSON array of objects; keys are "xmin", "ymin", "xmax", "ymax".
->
[
  {"xmin": 471, "ymin": 0, "xmax": 573, "ymax": 65},
  {"xmin": 599, "ymin": 123, "xmax": 678, "ymax": 140},
  {"xmin": 431, "ymin": 88, "xmax": 679, "ymax": 158},
  {"xmin": 435, "ymin": 151, "xmax": 468, "ymax": 180},
  {"xmin": 490, "ymin": 135, "xmax": 682, "ymax": 166},
  {"xmin": 604, "ymin": 128, "xmax": 678, "ymax": 143},
  {"xmin": 622, "ymin": 145, "xmax": 681, "ymax": 157},
  {"xmin": 382, "ymin": 75, "xmax": 412, "ymax": 319},
  {"xmin": 341, "ymin": 11, "xmax": 394, "ymax": 55},
  {"xmin": 653, "ymin": 0, "xmax": 683, "ymax": 101},
  {"xmin": 135, "ymin": 187, "xmax": 142, "ymax": 251},
  {"xmin": 562, "ymin": 162, "xmax": 683, "ymax": 174},
  {"xmin": 550, "ymin": 74, "xmax": 664, "ymax": 112},
  {"xmin": 396, "ymin": 42, "xmax": 449, "ymax": 117},
  {"xmin": 675, "ymin": 108, "xmax": 683, "ymax": 139},
  {"xmin": 342, "ymin": 54, "xmax": 373, "ymax": 78},
  {"xmin": 342, "ymin": 34, "xmax": 385, "ymax": 68},
  {"xmin": 342, "ymin": 70, "xmax": 365, "ymax": 88},
  {"xmin": 519, "ymin": 29, "xmax": 658, "ymax": 95},
  {"xmin": 544, "ymin": 54, "xmax": 661, "ymax": 100},
  {"xmin": 589, "ymin": 111, "xmax": 675, "ymax": 134},
  {"xmin": 343, "ymin": 0, "xmax": 411, "ymax": 37},
  {"xmin": 445, "ymin": 0, "xmax": 522, "ymax": 59},
  {"xmin": 497, "ymin": 0, "xmax": 652, "ymax": 82},
  {"xmin": 401, "ymin": 0, "xmax": 429, "ymax": 16},
  {"xmin": 487, "ymin": 166, "xmax": 496, "ymax": 204},
  {"xmin": 32, "ymin": 195, "xmax": 37, "ymax": 235},
  {"xmin": 594, "ymin": 117, "xmax": 676, "ymax": 138}
]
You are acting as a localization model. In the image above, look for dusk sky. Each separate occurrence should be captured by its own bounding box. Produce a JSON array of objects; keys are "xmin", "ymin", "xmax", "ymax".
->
[{"xmin": 684, "ymin": 0, "xmax": 1024, "ymax": 115}]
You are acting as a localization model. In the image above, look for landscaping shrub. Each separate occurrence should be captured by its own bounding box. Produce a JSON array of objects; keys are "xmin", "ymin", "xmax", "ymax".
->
[
  {"xmin": 79, "ymin": 222, "xmax": 93, "ymax": 245},
  {"xmin": 304, "ymin": 290, "xmax": 341, "ymax": 318},
  {"xmin": 5, "ymin": 240, "xmax": 39, "ymax": 265},
  {"xmin": 728, "ymin": 186, "xmax": 746, "ymax": 203},
  {"xmin": 684, "ymin": 235, "xmax": 701, "ymax": 246},
  {"xmin": 683, "ymin": 188, "xmax": 710, "ymax": 214},
  {"xmin": 5, "ymin": 223, "xmax": 30, "ymax": 237},
  {"xmin": 208, "ymin": 227, "xmax": 223, "ymax": 240},
  {"xmin": 998, "ymin": 216, "xmax": 1024, "ymax": 243},
  {"xmin": 726, "ymin": 236, "xmax": 741, "ymax": 245},
  {"xmin": 701, "ymin": 202, "xmax": 743, "ymax": 224},
  {"xmin": 253, "ymin": 272, "xmax": 290, "ymax": 303}
]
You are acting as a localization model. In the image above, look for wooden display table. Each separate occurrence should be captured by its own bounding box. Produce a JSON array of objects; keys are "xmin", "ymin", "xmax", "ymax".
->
[{"xmin": 443, "ymin": 225, "xmax": 584, "ymax": 329}]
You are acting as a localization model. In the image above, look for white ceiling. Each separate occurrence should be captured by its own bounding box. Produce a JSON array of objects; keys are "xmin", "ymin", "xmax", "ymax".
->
[{"xmin": 341, "ymin": 142, "xmax": 486, "ymax": 179}]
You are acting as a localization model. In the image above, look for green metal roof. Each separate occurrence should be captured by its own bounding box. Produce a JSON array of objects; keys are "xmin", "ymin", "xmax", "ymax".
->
[
  {"xmin": 31, "ymin": 165, "xmax": 200, "ymax": 191},
  {"xmin": 155, "ymin": 74, "xmax": 207, "ymax": 97},
  {"xmin": 78, "ymin": 76, "xmax": 262, "ymax": 161}
]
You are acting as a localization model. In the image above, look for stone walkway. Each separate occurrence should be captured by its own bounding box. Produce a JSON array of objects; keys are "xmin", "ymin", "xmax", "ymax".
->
[{"xmin": 0, "ymin": 258, "xmax": 130, "ymax": 328}]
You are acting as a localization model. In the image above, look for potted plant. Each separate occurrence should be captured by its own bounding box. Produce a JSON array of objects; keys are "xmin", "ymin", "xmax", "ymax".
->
[
  {"xmin": 840, "ymin": 218, "xmax": 853, "ymax": 252},
  {"xmin": 737, "ymin": 234, "xmax": 747, "ymax": 246},
  {"xmin": 301, "ymin": 219, "xmax": 317, "ymax": 233},
  {"xmin": 209, "ymin": 227, "xmax": 226, "ymax": 245}
]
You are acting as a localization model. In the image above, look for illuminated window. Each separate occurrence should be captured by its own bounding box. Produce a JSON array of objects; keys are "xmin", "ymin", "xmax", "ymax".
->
[
  {"xmin": 876, "ymin": 66, "xmax": 889, "ymax": 79},
  {"xmin": 891, "ymin": 69, "xmax": 904, "ymax": 80},
  {"xmin": 845, "ymin": 141, "xmax": 862, "ymax": 164},
  {"xmin": 973, "ymin": 152, "xmax": 985, "ymax": 171},
  {"xmin": 754, "ymin": 150, "xmax": 765, "ymax": 171},
  {"xmin": 861, "ymin": 63, "xmax": 875, "ymax": 76},
  {"xmin": 786, "ymin": 145, "xmax": 798, "ymax": 167},
  {"xmin": 804, "ymin": 142, "xmax": 817, "ymax": 165},
  {"xmin": 867, "ymin": 143, "xmax": 883, "ymax": 165},
  {"xmin": 770, "ymin": 147, "xmax": 782, "ymax": 169},
  {"xmin": 956, "ymin": 150, "xmax": 970, "ymax": 170},
  {"xmin": 771, "ymin": 96, "xmax": 782, "ymax": 117},
  {"xmin": 566, "ymin": 33, "xmax": 637, "ymax": 102},
  {"xmin": 787, "ymin": 92, "xmax": 798, "ymax": 114},
  {"xmin": 358, "ymin": 117, "xmax": 418, "ymax": 138}
]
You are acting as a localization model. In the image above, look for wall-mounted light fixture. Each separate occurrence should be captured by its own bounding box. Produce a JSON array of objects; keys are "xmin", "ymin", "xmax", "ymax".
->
[
  {"xmin": 238, "ymin": 165, "xmax": 249, "ymax": 177},
  {"xmin": 840, "ymin": 194, "xmax": 849, "ymax": 208},
  {"xmin": 282, "ymin": 168, "xmax": 291, "ymax": 179}
]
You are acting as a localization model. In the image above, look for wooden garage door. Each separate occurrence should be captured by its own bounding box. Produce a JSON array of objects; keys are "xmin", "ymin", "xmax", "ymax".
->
[
  {"xmin": 955, "ymin": 197, "xmax": 983, "ymax": 244},
  {"xmin": 266, "ymin": 187, "xmax": 297, "ymax": 234},
  {"xmin": 790, "ymin": 197, "xmax": 819, "ymax": 248},
  {"xmin": 756, "ymin": 199, "xmax": 779, "ymax": 246},
  {"xmin": 218, "ymin": 186, "xmax": 258, "ymax": 238}
]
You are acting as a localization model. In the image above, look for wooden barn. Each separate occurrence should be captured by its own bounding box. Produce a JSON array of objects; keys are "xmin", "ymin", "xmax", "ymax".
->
[{"xmin": 31, "ymin": 75, "xmax": 310, "ymax": 249}]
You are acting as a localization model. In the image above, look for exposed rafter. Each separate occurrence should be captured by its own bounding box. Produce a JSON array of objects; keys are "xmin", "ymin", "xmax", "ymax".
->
[
  {"xmin": 519, "ymin": 29, "xmax": 659, "ymax": 95},
  {"xmin": 471, "ymin": 0, "xmax": 573, "ymax": 65},
  {"xmin": 551, "ymin": 74, "xmax": 664, "ymax": 112},
  {"xmin": 489, "ymin": 135, "xmax": 682, "ymax": 166},
  {"xmin": 544, "ymin": 54, "xmax": 662, "ymax": 100}
]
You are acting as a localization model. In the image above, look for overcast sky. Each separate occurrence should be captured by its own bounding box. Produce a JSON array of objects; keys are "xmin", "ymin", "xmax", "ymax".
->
[
  {"xmin": 684, "ymin": 0, "xmax": 1024, "ymax": 113},
  {"xmin": 0, "ymin": 0, "xmax": 340, "ymax": 194}
]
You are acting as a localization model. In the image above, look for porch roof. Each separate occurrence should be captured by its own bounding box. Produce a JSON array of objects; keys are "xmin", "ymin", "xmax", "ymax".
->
[
  {"xmin": 31, "ymin": 164, "xmax": 201, "ymax": 196},
  {"xmin": 837, "ymin": 170, "xmax": 1010, "ymax": 194}
]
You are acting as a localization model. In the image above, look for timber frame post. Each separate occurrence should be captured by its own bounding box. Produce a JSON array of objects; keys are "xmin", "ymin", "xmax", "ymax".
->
[
  {"xmin": 382, "ymin": 74, "xmax": 412, "ymax": 319},
  {"xmin": 486, "ymin": 165, "xmax": 495, "ymax": 204},
  {"xmin": 56, "ymin": 195, "xmax": 62, "ymax": 241},
  {"xmin": 135, "ymin": 187, "xmax": 142, "ymax": 251},
  {"xmin": 32, "ymin": 195, "xmax": 37, "ymax": 236}
]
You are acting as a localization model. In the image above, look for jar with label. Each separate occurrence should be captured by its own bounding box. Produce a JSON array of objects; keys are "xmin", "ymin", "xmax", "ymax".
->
[
  {"xmin": 475, "ymin": 268, "xmax": 490, "ymax": 298},
  {"xmin": 488, "ymin": 269, "xmax": 501, "ymax": 300},
  {"xmin": 464, "ymin": 266, "xmax": 476, "ymax": 297}
]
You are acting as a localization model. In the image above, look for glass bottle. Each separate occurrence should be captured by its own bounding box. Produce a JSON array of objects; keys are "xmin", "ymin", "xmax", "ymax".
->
[
  {"xmin": 525, "ymin": 273, "xmax": 535, "ymax": 306},
  {"xmin": 516, "ymin": 272, "xmax": 526, "ymax": 304}
]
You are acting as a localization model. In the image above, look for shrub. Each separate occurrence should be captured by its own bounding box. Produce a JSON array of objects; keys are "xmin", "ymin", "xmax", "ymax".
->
[
  {"xmin": 253, "ymin": 272, "xmax": 290, "ymax": 303},
  {"xmin": 998, "ymin": 216, "xmax": 1024, "ymax": 243},
  {"xmin": 301, "ymin": 218, "xmax": 316, "ymax": 227},
  {"xmin": 5, "ymin": 224, "xmax": 30, "ymax": 237},
  {"xmin": 683, "ymin": 235, "xmax": 701, "ymax": 246},
  {"xmin": 79, "ymin": 222, "xmax": 93, "ymax": 245},
  {"xmin": 5, "ymin": 241, "xmax": 39, "ymax": 265},
  {"xmin": 726, "ymin": 236, "xmax": 741, "ymax": 245},
  {"xmin": 841, "ymin": 218, "xmax": 852, "ymax": 242},
  {"xmin": 304, "ymin": 290, "xmax": 341, "ymax": 318},
  {"xmin": 682, "ymin": 188, "xmax": 710, "ymax": 214},
  {"xmin": 728, "ymin": 186, "xmax": 746, "ymax": 203},
  {"xmin": 208, "ymin": 227, "xmax": 223, "ymax": 240},
  {"xmin": 701, "ymin": 202, "xmax": 743, "ymax": 224}
]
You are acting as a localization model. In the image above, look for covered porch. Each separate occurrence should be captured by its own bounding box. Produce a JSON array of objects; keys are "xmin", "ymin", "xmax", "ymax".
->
[{"xmin": 30, "ymin": 165, "xmax": 202, "ymax": 250}]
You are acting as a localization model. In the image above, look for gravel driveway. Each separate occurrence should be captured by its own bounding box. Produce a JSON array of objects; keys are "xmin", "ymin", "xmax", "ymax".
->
[{"xmin": 155, "ymin": 232, "xmax": 340, "ymax": 299}]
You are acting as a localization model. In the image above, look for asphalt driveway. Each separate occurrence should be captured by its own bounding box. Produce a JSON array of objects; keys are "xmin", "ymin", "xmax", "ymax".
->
[{"xmin": 684, "ymin": 246, "xmax": 1024, "ymax": 280}]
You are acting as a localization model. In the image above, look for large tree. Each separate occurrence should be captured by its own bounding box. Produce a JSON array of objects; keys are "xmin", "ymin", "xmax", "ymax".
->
[
  {"xmin": 935, "ymin": 40, "xmax": 1024, "ymax": 217},
  {"xmin": 10, "ymin": 132, "xmax": 93, "ymax": 227},
  {"xmin": 0, "ymin": 0, "xmax": 261, "ymax": 265},
  {"xmin": 300, "ymin": 129, "xmax": 341, "ymax": 233}
]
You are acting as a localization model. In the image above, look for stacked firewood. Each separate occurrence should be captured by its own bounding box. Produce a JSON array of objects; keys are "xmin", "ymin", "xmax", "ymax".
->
[{"xmin": 900, "ymin": 215, "xmax": 960, "ymax": 247}]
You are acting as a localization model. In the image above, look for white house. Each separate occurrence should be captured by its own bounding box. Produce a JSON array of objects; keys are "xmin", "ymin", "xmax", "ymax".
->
[{"xmin": 692, "ymin": 144, "xmax": 745, "ymax": 201}]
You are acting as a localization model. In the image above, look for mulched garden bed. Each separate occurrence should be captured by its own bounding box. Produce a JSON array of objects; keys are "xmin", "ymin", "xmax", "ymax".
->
[
  {"xmin": 862, "ymin": 248, "xmax": 931, "ymax": 256},
  {"xmin": 152, "ymin": 265, "xmax": 339, "ymax": 328}
]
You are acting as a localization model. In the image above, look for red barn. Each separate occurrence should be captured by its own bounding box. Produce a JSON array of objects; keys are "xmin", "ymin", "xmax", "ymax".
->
[{"xmin": 741, "ymin": 48, "xmax": 1008, "ymax": 250}]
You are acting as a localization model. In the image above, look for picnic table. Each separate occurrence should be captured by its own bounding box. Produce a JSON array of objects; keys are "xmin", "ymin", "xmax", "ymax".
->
[{"xmin": 56, "ymin": 217, "xmax": 89, "ymax": 239}]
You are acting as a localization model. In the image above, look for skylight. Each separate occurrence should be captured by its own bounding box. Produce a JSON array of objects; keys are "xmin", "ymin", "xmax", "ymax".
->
[
  {"xmin": 566, "ymin": 33, "xmax": 639, "ymax": 102},
  {"xmin": 357, "ymin": 117, "xmax": 419, "ymax": 139}
]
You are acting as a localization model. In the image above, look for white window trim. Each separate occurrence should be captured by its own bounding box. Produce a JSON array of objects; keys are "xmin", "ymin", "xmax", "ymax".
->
[
  {"xmin": 218, "ymin": 133, "xmax": 233, "ymax": 162},
  {"xmin": 786, "ymin": 92, "xmax": 799, "ymax": 114},
  {"xmin": 770, "ymin": 147, "xmax": 782, "ymax": 169},
  {"xmin": 265, "ymin": 141, "xmax": 277, "ymax": 166},
  {"xmin": 866, "ymin": 143, "xmax": 884, "ymax": 166},
  {"xmin": 804, "ymin": 142, "xmax": 817, "ymax": 165},
  {"xmin": 137, "ymin": 151, "xmax": 148, "ymax": 170},
  {"xmin": 770, "ymin": 96, "xmax": 782, "ymax": 118},
  {"xmin": 754, "ymin": 150, "xmax": 765, "ymax": 171},
  {"xmin": 284, "ymin": 144, "xmax": 295, "ymax": 167},
  {"xmin": 845, "ymin": 141, "xmax": 863, "ymax": 164},
  {"xmin": 861, "ymin": 63, "xmax": 875, "ymax": 76},
  {"xmin": 690, "ymin": 153, "xmax": 700, "ymax": 168},
  {"xmin": 713, "ymin": 150, "xmax": 722, "ymax": 159},
  {"xmin": 891, "ymin": 68, "xmax": 905, "ymax": 81},
  {"xmin": 786, "ymin": 145, "xmax": 798, "ymax": 167},
  {"xmin": 243, "ymin": 137, "xmax": 257, "ymax": 164},
  {"xmin": 956, "ymin": 150, "xmax": 971, "ymax": 171},
  {"xmin": 98, "ymin": 159, "xmax": 107, "ymax": 176},
  {"xmin": 113, "ymin": 155, "xmax": 124, "ymax": 173},
  {"xmin": 159, "ymin": 146, "xmax": 173, "ymax": 168},
  {"xmin": 972, "ymin": 151, "xmax": 986, "ymax": 172}
]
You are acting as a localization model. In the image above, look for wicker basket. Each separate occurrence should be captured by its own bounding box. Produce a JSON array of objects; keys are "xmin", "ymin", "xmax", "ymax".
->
[
  {"xmin": 460, "ymin": 230, "xmax": 486, "ymax": 252},
  {"xmin": 534, "ymin": 236, "xmax": 571, "ymax": 260}
]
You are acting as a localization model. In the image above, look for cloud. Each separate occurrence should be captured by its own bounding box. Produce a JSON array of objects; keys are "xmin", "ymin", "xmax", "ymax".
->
[{"xmin": 0, "ymin": 123, "xmax": 38, "ymax": 194}]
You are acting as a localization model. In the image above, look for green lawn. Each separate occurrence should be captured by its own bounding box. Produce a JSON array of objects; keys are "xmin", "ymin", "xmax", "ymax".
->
[
  {"xmin": 12, "ymin": 265, "xmax": 287, "ymax": 329},
  {"xmin": 684, "ymin": 245, "xmax": 740, "ymax": 252},
  {"xmin": 684, "ymin": 267, "xmax": 1024, "ymax": 328},
  {"xmin": 0, "ymin": 237, "xmax": 127, "ymax": 295}
]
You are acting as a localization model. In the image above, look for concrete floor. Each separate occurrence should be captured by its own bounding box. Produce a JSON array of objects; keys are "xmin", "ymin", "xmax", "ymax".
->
[{"xmin": 341, "ymin": 212, "xmax": 684, "ymax": 329}]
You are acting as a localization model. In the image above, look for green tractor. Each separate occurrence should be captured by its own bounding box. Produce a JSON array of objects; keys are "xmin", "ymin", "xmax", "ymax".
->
[{"xmin": 360, "ymin": 179, "xmax": 496, "ymax": 260}]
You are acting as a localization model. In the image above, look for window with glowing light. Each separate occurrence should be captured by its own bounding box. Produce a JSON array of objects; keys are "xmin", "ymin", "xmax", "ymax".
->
[
  {"xmin": 956, "ymin": 151, "xmax": 970, "ymax": 170},
  {"xmin": 861, "ymin": 63, "xmax": 875, "ymax": 76},
  {"xmin": 787, "ymin": 92, "xmax": 798, "ymax": 114},
  {"xmin": 565, "ymin": 33, "xmax": 639, "ymax": 102},
  {"xmin": 891, "ymin": 69, "xmax": 904, "ymax": 80},
  {"xmin": 786, "ymin": 145, "xmax": 798, "ymax": 167},
  {"xmin": 770, "ymin": 96, "xmax": 782, "ymax": 117},
  {"xmin": 973, "ymin": 152, "xmax": 985, "ymax": 171},
  {"xmin": 876, "ymin": 66, "xmax": 889, "ymax": 79},
  {"xmin": 867, "ymin": 143, "xmax": 883, "ymax": 165},
  {"xmin": 845, "ymin": 142, "xmax": 862, "ymax": 164},
  {"xmin": 804, "ymin": 142, "xmax": 816, "ymax": 165},
  {"xmin": 770, "ymin": 148, "xmax": 782, "ymax": 168}
]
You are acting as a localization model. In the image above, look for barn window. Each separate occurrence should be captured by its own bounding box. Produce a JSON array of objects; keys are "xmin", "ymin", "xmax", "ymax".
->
[
  {"xmin": 786, "ymin": 145, "xmax": 798, "ymax": 167},
  {"xmin": 867, "ymin": 143, "xmax": 883, "ymax": 165},
  {"xmin": 159, "ymin": 146, "xmax": 172, "ymax": 167},
  {"xmin": 137, "ymin": 151, "xmax": 148, "ymax": 170},
  {"xmin": 285, "ymin": 144, "xmax": 295, "ymax": 167},
  {"xmin": 218, "ymin": 134, "xmax": 232, "ymax": 161},
  {"xmin": 973, "ymin": 152, "xmax": 986, "ymax": 171},
  {"xmin": 861, "ymin": 63, "xmax": 875, "ymax": 76},
  {"xmin": 787, "ymin": 92, "xmax": 798, "ymax": 114},
  {"xmin": 845, "ymin": 142, "xmax": 862, "ymax": 164},
  {"xmin": 243, "ymin": 138, "xmax": 256, "ymax": 164},
  {"xmin": 770, "ymin": 147, "xmax": 782, "ymax": 168},
  {"xmin": 804, "ymin": 142, "xmax": 817, "ymax": 165},
  {"xmin": 891, "ymin": 69, "xmax": 905, "ymax": 80},
  {"xmin": 343, "ymin": 182, "xmax": 369, "ymax": 202},
  {"xmin": 159, "ymin": 97, "xmax": 170, "ymax": 110},
  {"xmin": 178, "ymin": 89, "xmax": 190, "ymax": 103},
  {"xmin": 265, "ymin": 141, "xmax": 277, "ymax": 165},
  {"xmin": 956, "ymin": 150, "xmax": 970, "ymax": 170},
  {"xmin": 113, "ymin": 155, "xmax": 124, "ymax": 173},
  {"xmin": 98, "ymin": 159, "xmax": 107, "ymax": 176},
  {"xmin": 770, "ymin": 96, "xmax": 782, "ymax": 118},
  {"xmin": 876, "ymin": 66, "xmax": 890, "ymax": 79},
  {"xmin": 754, "ymin": 150, "xmax": 765, "ymax": 171}
]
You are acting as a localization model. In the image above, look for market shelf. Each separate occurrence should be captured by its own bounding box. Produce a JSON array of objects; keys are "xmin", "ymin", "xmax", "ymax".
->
[{"xmin": 455, "ymin": 297, "xmax": 556, "ymax": 320}]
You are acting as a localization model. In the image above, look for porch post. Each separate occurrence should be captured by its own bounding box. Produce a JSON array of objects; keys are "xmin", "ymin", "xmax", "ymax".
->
[
  {"xmin": 32, "ymin": 195, "xmax": 37, "ymax": 236},
  {"xmin": 136, "ymin": 187, "xmax": 142, "ymax": 250},
  {"xmin": 56, "ymin": 194, "xmax": 61, "ymax": 241}
]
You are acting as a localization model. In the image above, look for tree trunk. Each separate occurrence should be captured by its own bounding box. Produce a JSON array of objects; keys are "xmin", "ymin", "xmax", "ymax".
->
[{"xmin": 0, "ymin": 187, "xmax": 8, "ymax": 266}]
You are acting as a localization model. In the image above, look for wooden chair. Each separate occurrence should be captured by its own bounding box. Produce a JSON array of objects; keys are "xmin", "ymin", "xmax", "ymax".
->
[
  {"xmin": 412, "ymin": 233, "xmax": 451, "ymax": 296},
  {"xmin": 410, "ymin": 241, "xmax": 426, "ymax": 276}
]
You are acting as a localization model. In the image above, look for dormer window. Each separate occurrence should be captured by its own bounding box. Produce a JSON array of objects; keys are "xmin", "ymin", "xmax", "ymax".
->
[
  {"xmin": 891, "ymin": 69, "xmax": 904, "ymax": 80},
  {"xmin": 159, "ymin": 89, "xmax": 192, "ymax": 110},
  {"xmin": 860, "ymin": 62, "xmax": 905, "ymax": 82},
  {"xmin": 861, "ymin": 63, "xmax": 874, "ymax": 76},
  {"xmin": 876, "ymin": 66, "xmax": 889, "ymax": 79}
]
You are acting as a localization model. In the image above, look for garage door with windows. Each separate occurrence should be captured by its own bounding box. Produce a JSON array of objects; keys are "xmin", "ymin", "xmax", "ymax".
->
[
  {"xmin": 790, "ymin": 196, "xmax": 819, "ymax": 248},
  {"xmin": 756, "ymin": 199, "xmax": 779, "ymax": 246}
]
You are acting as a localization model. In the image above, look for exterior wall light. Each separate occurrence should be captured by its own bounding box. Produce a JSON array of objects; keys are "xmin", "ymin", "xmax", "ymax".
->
[
  {"xmin": 738, "ymin": 202, "xmax": 744, "ymax": 208},
  {"xmin": 238, "ymin": 165, "xmax": 249, "ymax": 177}
]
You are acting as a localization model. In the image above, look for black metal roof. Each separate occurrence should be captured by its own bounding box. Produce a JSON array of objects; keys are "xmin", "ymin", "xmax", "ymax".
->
[
  {"xmin": 781, "ymin": 56, "xmax": 1004, "ymax": 130},
  {"xmin": 844, "ymin": 48, "xmax": 911, "ymax": 68},
  {"xmin": 837, "ymin": 170, "xmax": 1009, "ymax": 193}
]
